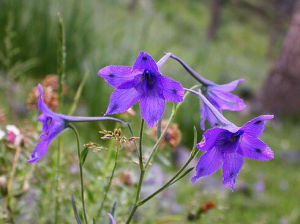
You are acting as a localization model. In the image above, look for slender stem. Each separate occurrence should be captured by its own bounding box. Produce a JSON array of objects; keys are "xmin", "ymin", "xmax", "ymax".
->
[
  {"xmin": 157, "ymin": 119, "xmax": 162, "ymax": 139},
  {"xmin": 138, "ymin": 120, "xmax": 145, "ymax": 171},
  {"xmin": 69, "ymin": 124, "xmax": 88, "ymax": 224},
  {"xmin": 55, "ymin": 12, "xmax": 66, "ymax": 224},
  {"xmin": 170, "ymin": 54, "xmax": 214, "ymax": 86},
  {"xmin": 127, "ymin": 122, "xmax": 138, "ymax": 151},
  {"xmin": 61, "ymin": 115, "xmax": 126, "ymax": 125},
  {"xmin": 125, "ymin": 86, "xmax": 198, "ymax": 223},
  {"xmin": 138, "ymin": 152, "xmax": 197, "ymax": 206},
  {"xmin": 54, "ymin": 138, "xmax": 61, "ymax": 223},
  {"xmin": 145, "ymin": 104, "xmax": 176, "ymax": 169},
  {"xmin": 125, "ymin": 119, "xmax": 145, "ymax": 224},
  {"xmin": 97, "ymin": 146, "xmax": 120, "ymax": 219},
  {"xmin": 6, "ymin": 145, "xmax": 21, "ymax": 217},
  {"xmin": 68, "ymin": 70, "xmax": 89, "ymax": 116},
  {"xmin": 57, "ymin": 12, "xmax": 66, "ymax": 104},
  {"xmin": 144, "ymin": 85, "xmax": 199, "ymax": 170},
  {"xmin": 184, "ymin": 88, "xmax": 237, "ymax": 129}
]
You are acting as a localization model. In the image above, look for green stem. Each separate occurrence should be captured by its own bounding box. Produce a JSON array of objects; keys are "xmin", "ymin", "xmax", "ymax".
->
[
  {"xmin": 144, "ymin": 85, "xmax": 200, "ymax": 170},
  {"xmin": 69, "ymin": 124, "xmax": 88, "ymax": 224},
  {"xmin": 138, "ymin": 120, "xmax": 144, "ymax": 171},
  {"xmin": 68, "ymin": 70, "xmax": 89, "ymax": 116},
  {"xmin": 138, "ymin": 142, "xmax": 198, "ymax": 206},
  {"xmin": 54, "ymin": 12, "xmax": 66, "ymax": 224},
  {"xmin": 96, "ymin": 146, "xmax": 120, "ymax": 219},
  {"xmin": 54, "ymin": 138, "xmax": 61, "ymax": 224},
  {"xmin": 125, "ymin": 119, "xmax": 145, "ymax": 224},
  {"xmin": 144, "ymin": 104, "xmax": 176, "ymax": 169},
  {"xmin": 135, "ymin": 126, "xmax": 198, "ymax": 210}
]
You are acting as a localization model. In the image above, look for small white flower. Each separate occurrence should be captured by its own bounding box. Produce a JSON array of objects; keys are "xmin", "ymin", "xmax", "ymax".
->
[
  {"xmin": 6, "ymin": 125, "xmax": 20, "ymax": 135},
  {"xmin": 6, "ymin": 124, "xmax": 22, "ymax": 146}
]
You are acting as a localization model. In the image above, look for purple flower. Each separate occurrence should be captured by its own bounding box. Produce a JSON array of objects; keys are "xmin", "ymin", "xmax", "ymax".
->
[
  {"xmin": 168, "ymin": 54, "xmax": 246, "ymax": 130},
  {"xmin": 107, "ymin": 213, "xmax": 116, "ymax": 224},
  {"xmin": 98, "ymin": 51, "xmax": 184, "ymax": 127},
  {"xmin": 192, "ymin": 115, "xmax": 274, "ymax": 191},
  {"xmin": 28, "ymin": 84, "xmax": 125, "ymax": 163},
  {"xmin": 200, "ymin": 79, "xmax": 246, "ymax": 130}
]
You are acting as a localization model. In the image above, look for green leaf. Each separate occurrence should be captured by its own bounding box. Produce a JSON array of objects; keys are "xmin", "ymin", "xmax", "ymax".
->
[{"xmin": 80, "ymin": 147, "xmax": 89, "ymax": 166}]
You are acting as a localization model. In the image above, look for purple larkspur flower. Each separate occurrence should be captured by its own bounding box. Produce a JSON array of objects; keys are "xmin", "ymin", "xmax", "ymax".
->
[
  {"xmin": 28, "ymin": 84, "xmax": 124, "ymax": 163},
  {"xmin": 98, "ymin": 51, "xmax": 184, "ymax": 127},
  {"xmin": 107, "ymin": 213, "xmax": 116, "ymax": 224},
  {"xmin": 169, "ymin": 54, "xmax": 245, "ymax": 130},
  {"xmin": 200, "ymin": 79, "xmax": 246, "ymax": 130},
  {"xmin": 192, "ymin": 115, "xmax": 274, "ymax": 191}
]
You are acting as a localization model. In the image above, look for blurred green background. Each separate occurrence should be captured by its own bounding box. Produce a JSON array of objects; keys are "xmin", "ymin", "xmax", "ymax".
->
[{"xmin": 1, "ymin": 0, "xmax": 300, "ymax": 223}]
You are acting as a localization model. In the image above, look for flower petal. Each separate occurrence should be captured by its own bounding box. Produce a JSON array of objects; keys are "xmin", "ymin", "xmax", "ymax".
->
[
  {"xmin": 133, "ymin": 51, "xmax": 159, "ymax": 73},
  {"xmin": 238, "ymin": 135, "xmax": 274, "ymax": 160},
  {"xmin": 160, "ymin": 76, "xmax": 184, "ymax": 103},
  {"xmin": 107, "ymin": 213, "xmax": 116, "ymax": 224},
  {"xmin": 98, "ymin": 65, "xmax": 136, "ymax": 88},
  {"xmin": 197, "ymin": 128, "xmax": 225, "ymax": 151},
  {"xmin": 222, "ymin": 153, "xmax": 244, "ymax": 191},
  {"xmin": 210, "ymin": 79, "xmax": 244, "ymax": 92},
  {"xmin": 105, "ymin": 88, "xmax": 140, "ymax": 115},
  {"xmin": 140, "ymin": 94, "xmax": 165, "ymax": 127},
  {"xmin": 28, "ymin": 139, "xmax": 51, "ymax": 163},
  {"xmin": 37, "ymin": 84, "xmax": 55, "ymax": 115},
  {"xmin": 241, "ymin": 115, "xmax": 274, "ymax": 138},
  {"xmin": 191, "ymin": 147, "xmax": 222, "ymax": 183},
  {"xmin": 208, "ymin": 90, "xmax": 246, "ymax": 111}
]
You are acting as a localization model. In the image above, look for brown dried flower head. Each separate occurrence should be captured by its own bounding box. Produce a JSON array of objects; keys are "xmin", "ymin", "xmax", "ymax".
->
[
  {"xmin": 26, "ymin": 75, "xmax": 67, "ymax": 111},
  {"xmin": 99, "ymin": 129, "xmax": 138, "ymax": 146},
  {"xmin": 150, "ymin": 120, "xmax": 182, "ymax": 149},
  {"xmin": 41, "ymin": 75, "xmax": 59, "ymax": 90},
  {"xmin": 119, "ymin": 171, "xmax": 133, "ymax": 186}
]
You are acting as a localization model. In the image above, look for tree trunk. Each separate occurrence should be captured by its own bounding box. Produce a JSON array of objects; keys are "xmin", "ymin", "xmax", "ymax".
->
[
  {"xmin": 259, "ymin": 0, "xmax": 300, "ymax": 116},
  {"xmin": 206, "ymin": 0, "xmax": 223, "ymax": 40}
]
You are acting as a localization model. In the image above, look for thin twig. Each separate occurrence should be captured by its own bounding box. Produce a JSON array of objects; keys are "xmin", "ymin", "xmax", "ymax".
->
[{"xmin": 69, "ymin": 124, "xmax": 89, "ymax": 224}]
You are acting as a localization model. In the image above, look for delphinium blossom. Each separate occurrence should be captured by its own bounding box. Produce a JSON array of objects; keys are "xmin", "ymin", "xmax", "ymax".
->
[
  {"xmin": 98, "ymin": 51, "xmax": 184, "ymax": 127},
  {"xmin": 170, "ymin": 54, "xmax": 246, "ymax": 130},
  {"xmin": 187, "ymin": 89, "xmax": 274, "ymax": 191},
  {"xmin": 28, "ymin": 84, "xmax": 125, "ymax": 163}
]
